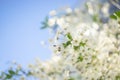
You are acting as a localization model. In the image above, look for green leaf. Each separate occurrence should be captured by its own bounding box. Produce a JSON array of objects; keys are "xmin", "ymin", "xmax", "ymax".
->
[
  {"xmin": 66, "ymin": 33, "xmax": 72, "ymax": 40},
  {"xmin": 77, "ymin": 55, "xmax": 83, "ymax": 62},
  {"xmin": 41, "ymin": 25, "xmax": 48, "ymax": 29},
  {"xmin": 41, "ymin": 16, "xmax": 49, "ymax": 29},
  {"xmin": 68, "ymin": 77, "xmax": 74, "ymax": 80},
  {"xmin": 74, "ymin": 46, "xmax": 79, "ymax": 50},
  {"xmin": 8, "ymin": 70, "xmax": 16, "ymax": 75},
  {"xmin": 63, "ymin": 41, "xmax": 71, "ymax": 48},
  {"xmin": 110, "ymin": 15, "xmax": 117, "ymax": 20},
  {"xmin": 79, "ymin": 42, "xmax": 86, "ymax": 47},
  {"xmin": 92, "ymin": 14, "xmax": 98, "ymax": 22},
  {"xmin": 115, "ymin": 11, "xmax": 120, "ymax": 18},
  {"xmin": 6, "ymin": 74, "xmax": 12, "ymax": 79},
  {"xmin": 73, "ymin": 42, "xmax": 86, "ymax": 50},
  {"xmin": 115, "ymin": 75, "xmax": 120, "ymax": 80},
  {"xmin": 27, "ymin": 71, "xmax": 32, "ymax": 76},
  {"xmin": 92, "ymin": 55, "xmax": 96, "ymax": 59},
  {"xmin": 110, "ymin": 11, "xmax": 120, "ymax": 20}
]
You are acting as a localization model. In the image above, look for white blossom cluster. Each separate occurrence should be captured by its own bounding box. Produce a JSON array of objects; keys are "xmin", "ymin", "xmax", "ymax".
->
[{"xmin": 29, "ymin": 0, "xmax": 120, "ymax": 80}]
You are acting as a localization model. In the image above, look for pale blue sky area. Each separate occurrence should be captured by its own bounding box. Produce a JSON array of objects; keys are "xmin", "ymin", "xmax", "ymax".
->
[{"xmin": 0, "ymin": 0, "xmax": 84, "ymax": 70}]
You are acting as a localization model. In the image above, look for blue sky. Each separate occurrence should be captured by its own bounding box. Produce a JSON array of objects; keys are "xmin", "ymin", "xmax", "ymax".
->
[{"xmin": 0, "ymin": 0, "xmax": 84, "ymax": 70}]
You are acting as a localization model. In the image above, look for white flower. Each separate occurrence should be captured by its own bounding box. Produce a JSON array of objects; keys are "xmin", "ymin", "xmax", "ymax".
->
[
  {"xmin": 92, "ymin": 22, "xmax": 99, "ymax": 30},
  {"xmin": 74, "ymin": 8, "xmax": 80, "ymax": 14},
  {"xmin": 86, "ymin": 2, "xmax": 94, "ymax": 15},
  {"xmin": 101, "ymin": 3, "xmax": 110, "ymax": 17},
  {"xmin": 49, "ymin": 10, "xmax": 57, "ymax": 16},
  {"xmin": 48, "ymin": 17, "xmax": 57, "ymax": 27},
  {"xmin": 56, "ymin": 18, "xmax": 66, "ymax": 28},
  {"xmin": 51, "ymin": 55, "xmax": 60, "ymax": 62},
  {"xmin": 66, "ymin": 8, "xmax": 72, "ymax": 14},
  {"xmin": 64, "ymin": 70, "xmax": 70, "ymax": 78}
]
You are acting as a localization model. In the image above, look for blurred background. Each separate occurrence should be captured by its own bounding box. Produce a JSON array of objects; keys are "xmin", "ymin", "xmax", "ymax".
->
[{"xmin": 0, "ymin": 0, "xmax": 85, "ymax": 70}]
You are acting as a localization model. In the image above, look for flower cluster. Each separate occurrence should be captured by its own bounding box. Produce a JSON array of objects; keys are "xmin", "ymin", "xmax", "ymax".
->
[{"xmin": 29, "ymin": 0, "xmax": 120, "ymax": 80}]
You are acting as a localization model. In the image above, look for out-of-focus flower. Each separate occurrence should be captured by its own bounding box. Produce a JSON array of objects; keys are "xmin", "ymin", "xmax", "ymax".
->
[
  {"xmin": 66, "ymin": 8, "xmax": 72, "ymax": 14},
  {"xmin": 49, "ymin": 10, "xmax": 57, "ymax": 16},
  {"xmin": 48, "ymin": 17, "xmax": 57, "ymax": 27}
]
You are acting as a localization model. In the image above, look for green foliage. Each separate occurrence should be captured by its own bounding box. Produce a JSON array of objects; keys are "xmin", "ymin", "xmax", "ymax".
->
[
  {"xmin": 63, "ymin": 41, "xmax": 71, "ymax": 48},
  {"xmin": 115, "ymin": 75, "xmax": 120, "ymax": 80},
  {"xmin": 63, "ymin": 33, "xmax": 73, "ymax": 48},
  {"xmin": 110, "ymin": 11, "xmax": 120, "ymax": 20},
  {"xmin": 73, "ymin": 46, "xmax": 80, "ymax": 50},
  {"xmin": 0, "ymin": 69, "xmax": 17, "ymax": 79},
  {"xmin": 8, "ymin": 70, "xmax": 16, "ymax": 75},
  {"xmin": 110, "ymin": 15, "xmax": 117, "ymax": 20},
  {"xmin": 79, "ymin": 42, "xmax": 86, "ymax": 47},
  {"xmin": 41, "ymin": 16, "xmax": 49, "ymax": 29},
  {"xmin": 92, "ymin": 55, "xmax": 97, "ymax": 59},
  {"xmin": 63, "ymin": 32, "xmax": 86, "ymax": 50},
  {"xmin": 77, "ymin": 55, "xmax": 83, "ymax": 62},
  {"xmin": 92, "ymin": 14, "xmax": 100, "ymax": 22},
  {"xmin": 92, "ymin": 14, "xmax": 99, "ymax": 22},
  {"xmin": 66, "ymin": 33, "xmax": 73, "ymax": 40},
  {"xmin": 115, "ymin": 11, "xmax": 120, "ymax": 18},
  {"xmin": 68, "ymin": 77, "xmax": 75, "ymax": 80},
  {"xmin": 74, "ymin": 41, "xmax": 86, "ymax": 50},
  {"xmin": 0, "ymin": 65, "xmax": 32, "ymax": 80}
]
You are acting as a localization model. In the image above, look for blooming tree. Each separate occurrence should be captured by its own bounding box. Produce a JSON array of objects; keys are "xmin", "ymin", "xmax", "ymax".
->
[
  {"xmin": 28, "ymin": 0, "xmax": 120, "ymax": 80},
  {"xmin": 1, "ymin": 0, "xmax": 120, "ymax": 80}
]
